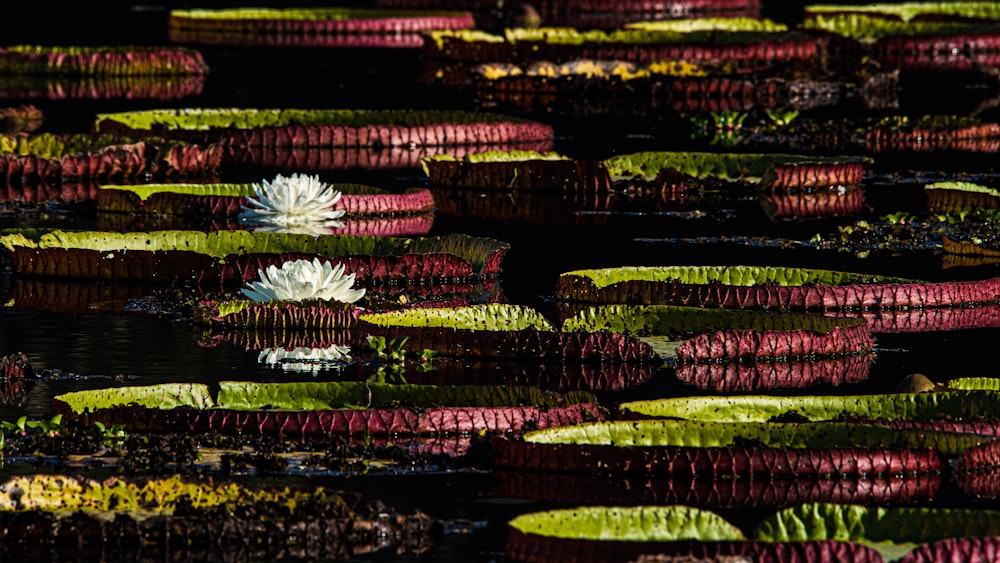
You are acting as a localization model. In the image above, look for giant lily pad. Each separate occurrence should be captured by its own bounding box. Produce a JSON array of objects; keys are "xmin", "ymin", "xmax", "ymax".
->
[
  {"xmin": 96, "ymin": 182, "xmax": 435, "ymax": 217},
  {"xmin": 0, "ymin": 45, "xmax": 208, "ymax": 76},
  {"xmin": 492, "ymin": 469, "xmax": 941, "ymax": 508},
  {"xmin": 0, "ymin": 230, "xmax": 508, "ymax": 289},
  {"xmin": 383, "ymin": 0, "xmax": 762, "ymax": 29},
  {"xmin": 803, "ymin": 12, "xmax": 1000, "ymax": 72},
  {"xmin": 53, "ymin": 381, "xmax": 602, "ymax": 436},
  {"xmin": 804, "ymin": 2, "xmax": 1000, "ymax": 22},
  {"xmin": 754, "ymin": 503, "xmax": 1000, "ymax": 561},
  {"xmin": 717, "ymin": 115, "xmax": 1000, "ymax": 154},
  {"xmin": 422, "ymin": 28, "xmax": 824, "ymax": 75},
  {"xmin": 555, "ymin": 266, "xmax": 1000, "ymax": 329},
  {"xmin": 925, "ymin": 181, "xmax": 1000, "ymax": 214},
  {"xmin": 0, "ymin": 133, "xmax": 222, "ymax": 185},
  {"xmin": 561, "ymin": 304, "xmax": 874, "ymax": 365},
  {"xmin": 354, "ymin": 303, "xmax": 660, "ymax": 363},
  {"xmin": 505, "ymin": 504, "xmax": 883, "ymax": 563},
  {"xmin": 0, "ymin": 74, "xmax": 205, "ymax": 101},
  {"xmin": 422, "ymin": 151, "xmax": 871, "ymax": 191},
  {"xmin": 620, "ymin": 391, "xmax": 1000, "ymax": 436},
  {"xmin": 168, "ymin": 8, "xmax": 475, "ymax": 48},
  {"xmin": 93, "ymin": 108, "xmax": 554, "ymax": 153}
]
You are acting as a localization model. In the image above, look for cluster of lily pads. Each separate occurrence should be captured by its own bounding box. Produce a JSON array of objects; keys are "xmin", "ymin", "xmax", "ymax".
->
[{"xmin": 3, "ymin": 1, "xmax": 1000, "ymax": 561}]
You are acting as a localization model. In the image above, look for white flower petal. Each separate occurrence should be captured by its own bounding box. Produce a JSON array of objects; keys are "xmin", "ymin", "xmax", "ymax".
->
[
  {"xmin": 240, "ymin": 258, "xmax": 367, "ymax": 303},
  {"xmin": 238, "ymin": 173, "xmax": 348, "ymax": 232}
]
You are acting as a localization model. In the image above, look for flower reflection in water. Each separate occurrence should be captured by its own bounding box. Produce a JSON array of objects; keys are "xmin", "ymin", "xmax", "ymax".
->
[{"xmin": 258, "ymin": 345, "xmax": 352, "ymax": 372}]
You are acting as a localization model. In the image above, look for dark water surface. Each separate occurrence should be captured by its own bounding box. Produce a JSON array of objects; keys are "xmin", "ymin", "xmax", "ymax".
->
[{"xmin": 3, "ymin": 3, "xmax": 1000, "ymax": 562}]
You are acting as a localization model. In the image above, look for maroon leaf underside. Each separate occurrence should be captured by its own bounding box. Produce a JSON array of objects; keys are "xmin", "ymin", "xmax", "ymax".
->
[
  {"xmin": 554, "ymin": 276, "xmax": 1000, "ymax": 310},
  {"xmin": 0, "ymin": 75, "xmax": 206, "ymax": 101},
  {"xmin": 56, "ymin": 403, "xmax": 603, "ymax": 436},
  {"xmin": 764, "ymin": 161, "xmax": 868, "ymax": 189},
  {"xmin": 222, "ymin": 140, "xmax": 556, "ymax": 170},
  {"xmin": 872, "ymin": 33, "xmax": 1000, "ymax": 72},
  {"xmin": 490, "ymin": 438, "xmax": 944, "ymax": 478},
  {"xmin": 674, "ymin": 353, "xmax": 873, "ymax": 392},
  {"xmin": 0, "ymin": 181, "xmax": 100, "ymax": 203},
  {"xmin": 423, "ymin": 35, "xmax": 822, "ymax": 73},
  {"xmin": 673, "ymin": 324, "xmax": 874, "ymax": 363},
  {"xmin": 169, "ymin": 29, "xmax": 439, "ymax": 48},
  {"xmin": 505, "ymin": 532, "xmax": 884, "ymax": 563},
  {"xmin": 897, "ymin": 537, "xmax": 1000, "ymax": 563},
  {"xmin": 352, "ymin": 323, "xmax": 660, "ymax": 363},
  {"xmin": 6, "ymin": 249, "xmax": 480, "ymax": 291},
  {"xmin": 762, "ymin": 187, "xmax": 867, "ymax": 220},
  {"xmin": 97, "ymin": 121, "xmax": 554, "ymax": 150},
  {"xmin": 379, "ymin": 0, "xmax": 760, "ymax": 29},
  {"xmin": 955, "ymin": 439, "xmax": 1000, "ymax": 499},
  {"xmin": 167, "ymin": 13, "xmax": 475, "ymax": 35},
  {"xmin": 424, "ymin": 159, "xmax": 613, "ymax": 191},
  {"xmin": 0, "ymin": 510, "xmax": 434, "ymax": 563},
  {"xmin": 97, "ymin": 188, "xmax": 435, "ymax": 217},
  {"xmin": 824, "ymin": 304, "xmax": 1000, "ymax": 333},
  {"xmin": 0, "ymin": 140, "xmax": 223, "ymax": 183},
  {"xmin": 194, "ymin": 302, "xmax": 362, "ymax": 329},
  {"xmin": 491, "ymin": 469, "xmax": 942, "ymax": 508}
]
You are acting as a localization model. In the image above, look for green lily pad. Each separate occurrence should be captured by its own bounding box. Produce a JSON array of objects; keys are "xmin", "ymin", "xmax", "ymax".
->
[
  {"xmin": 754, "ymin": 503, "xmax": 1000, "ymax": 561},
  {"xmin": 521, "ymin": 418, "xmax": 982, "ymax": 455},
  {"xmin": 509, "ymin": 505, "xmax": 745, "ymax": 542},
  {"xmin": 621, "ymin": 392, "xmax": 1000, "ymax": 423}
]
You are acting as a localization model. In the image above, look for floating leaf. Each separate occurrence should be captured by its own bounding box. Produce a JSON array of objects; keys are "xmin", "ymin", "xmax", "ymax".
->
[
  {"xmin": 562, "ymin": 305, "xmax": 872, "ymax": 363},
  {"xmin": 621, "ymin": 392, "xmax": 1000, "ymax": 424},
  {"xmin": 754, "ymin": 503, "xmax": 1000, "ymax": 561},
  {"xmin": 355, "ymin": 304, "xmax": 659, "ymax": 363}
]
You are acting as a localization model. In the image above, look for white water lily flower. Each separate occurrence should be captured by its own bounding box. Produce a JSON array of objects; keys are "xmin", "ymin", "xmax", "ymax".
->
[
  {"xmin": 240, "ymin": 173, "xmax": 346, "ymax": 230},
  {"xmin": 258, "ymin": 345, "xmax": 352, "ymax": 372},
  {"xmin": 241, "ymin": 258, "xmax": 366, "ymax": 303}
]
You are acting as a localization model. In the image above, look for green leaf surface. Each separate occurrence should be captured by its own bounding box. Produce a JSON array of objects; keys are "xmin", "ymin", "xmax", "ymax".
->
[
  {"xmin": 55, "ymin": 381, "xmax": 591, "ymax": 413},
  {"xmin": 55, "ymin": 383, "xmax": 215, "ymax": 414},
  {"xmin": 626, "ymin": 18, "xmax": 787, "ymax": 32},
  {"xmin": 94, "ymin": 108, "xmax": 535, "ymax": 132},
  {"xmin": 754, "ymin": 503, "xmax": 1000, "ymax": 561},
  {"xmin": 602, "ymin": 152, "xmax": 871, "ymax": 181},
  {"xmin": 521, "ymin": 419, "xmax": 983, "ymax": 455},
  {"xmin": 805, "ymin": 2, "xmax": 1000, "ymax": 22},
  {"xmin": 171, "ymin": 7, "xmax": 470, "ymax": 21},
  {"xmin": 99, "ymin": 182, "xmax": 387, "ymax": 200},
  {"xmin": 509, "ymin": 505, "xmax": 745, "ymax": 541},
  {"xmin": 621, "ymin": 392, "xmax": 1000, "ymax": 423},
  {"xmin": 0, "ymin": 229, "xmax": 402, "ymax": 257},
  {"xmin": 946, "ymin": 377, "xmax": 1000, "ymax": 390},
  {"xmin": 358, "ymin": 304, "xmax": 555, "ymax": 331},
  {"xmin": 560, "ymin": 265, "xmax": 918, "ymax": 288},
  {"xmin": 562, "ymin": 305, "xmax": 865, "ymax": 336}
]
